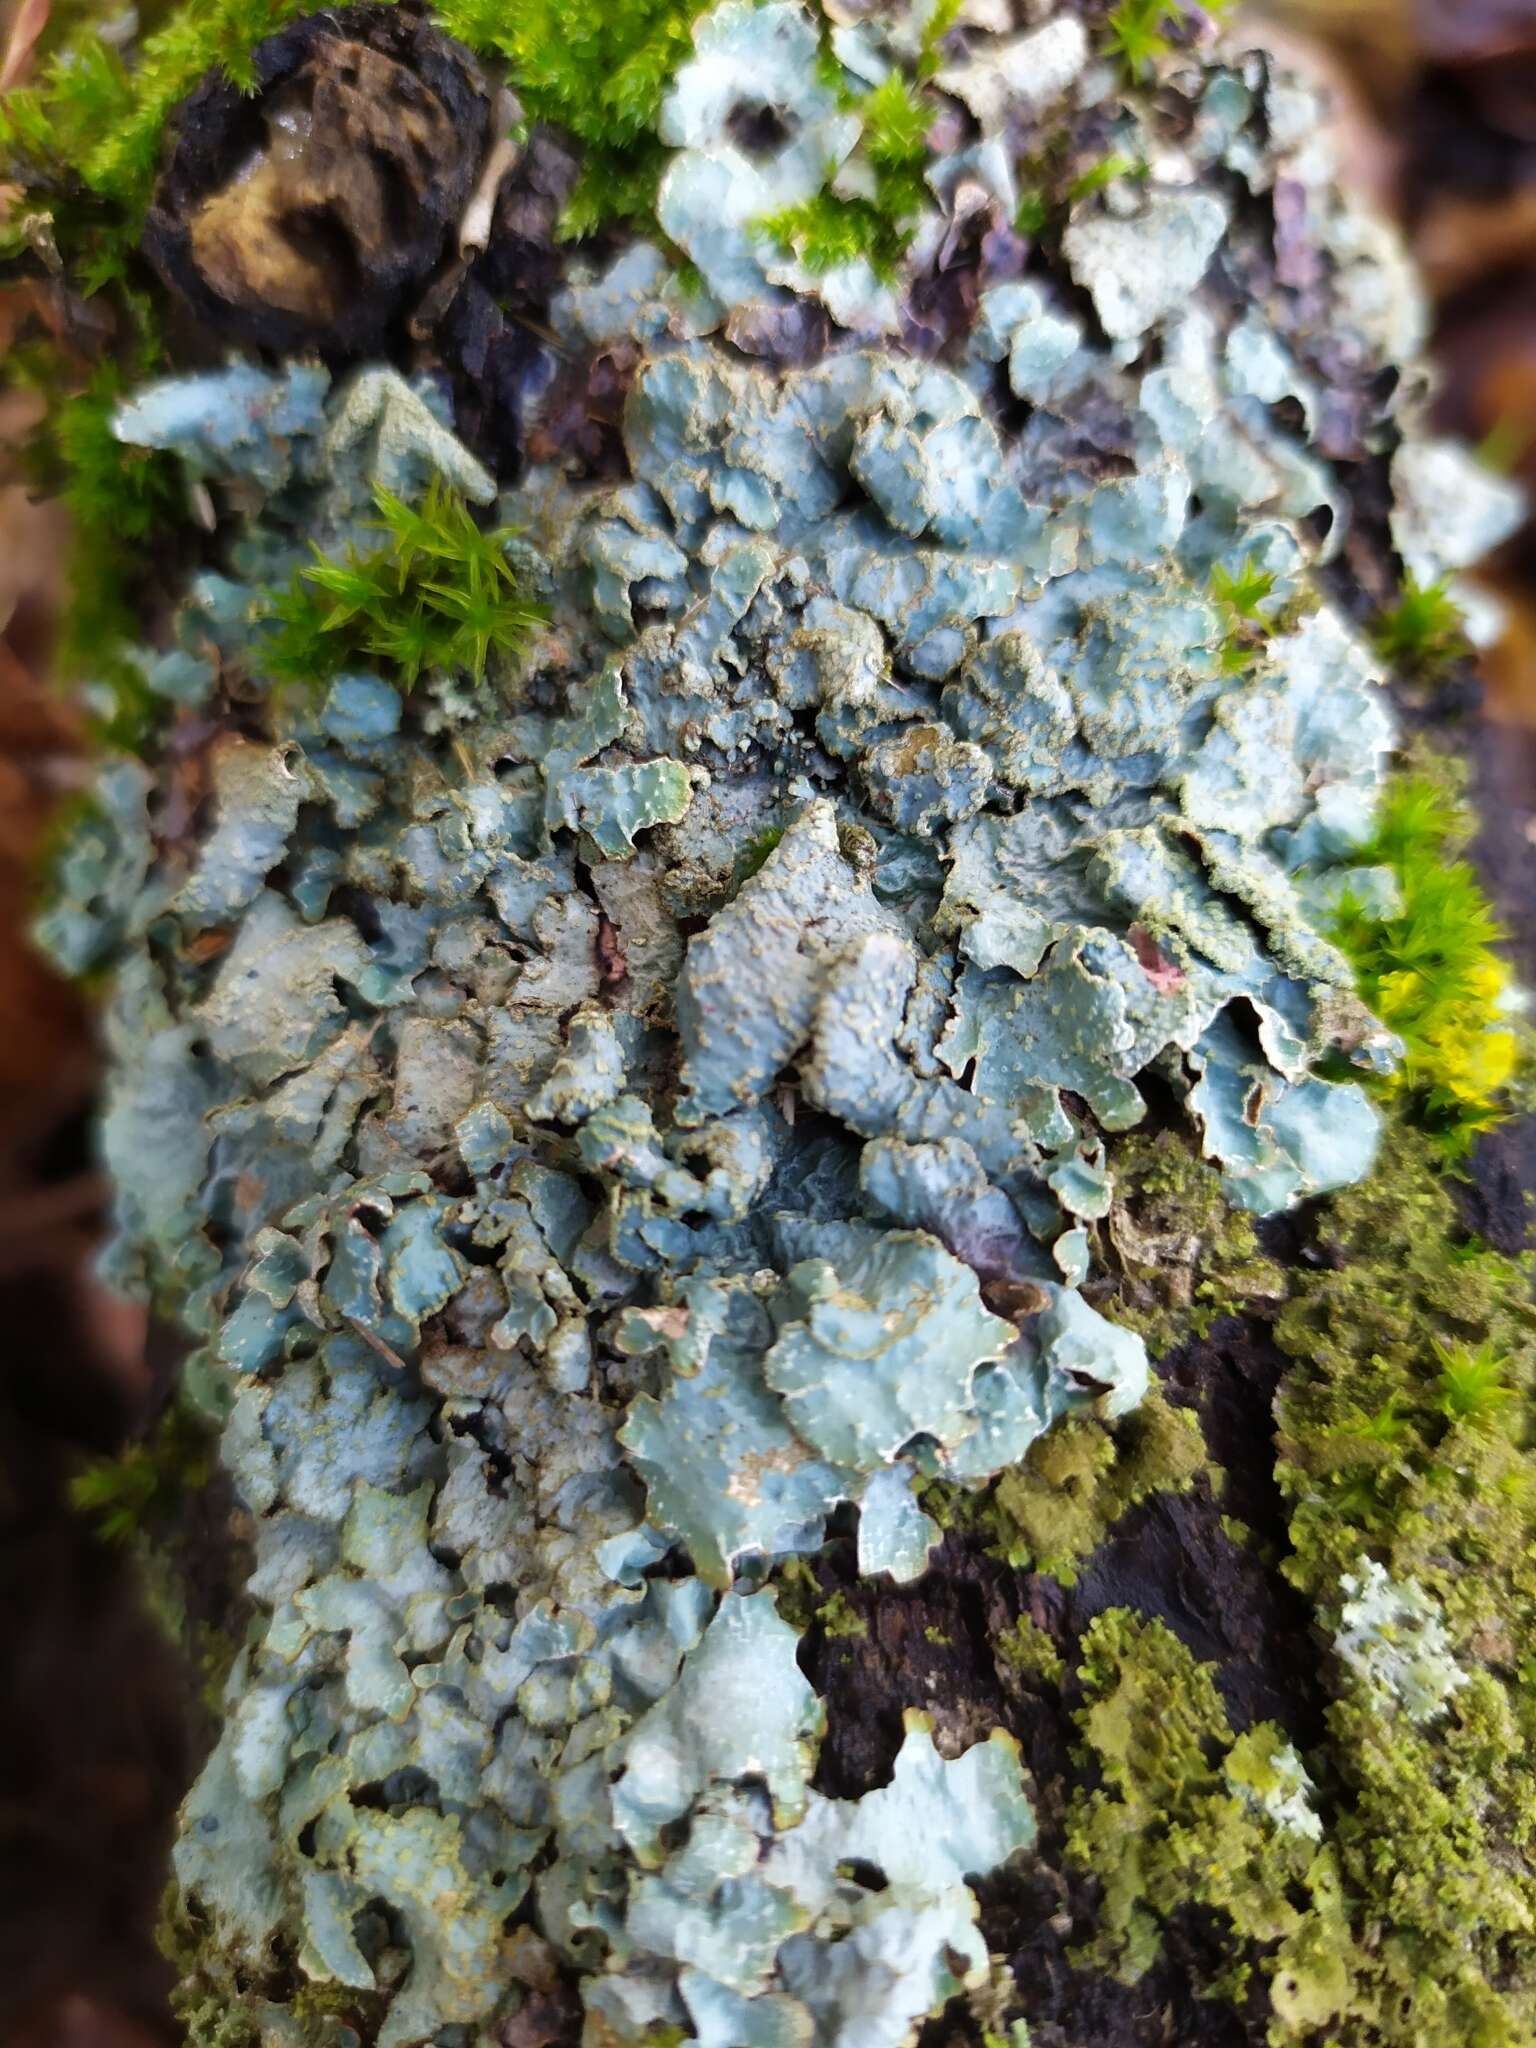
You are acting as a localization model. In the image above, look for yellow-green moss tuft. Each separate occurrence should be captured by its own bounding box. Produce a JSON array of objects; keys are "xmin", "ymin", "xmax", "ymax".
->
[
  {"xmin": 1064, "ymin": 1610, "xmax": 1320, "ymax": 1987},
  {"xmin": 1275, "ymin": 1125, "xmax": 1536, "ymax": 1638},
  {"xmin": 1065, "ymin": 1124, "xmax": 1536, "ymax": 2045},
  {"xmin": 994, "ymin": 1614, "xmax": 1065, "ymax": 1689},
  {"xmin": 1328, "ymin": 755, "xmax": 1523, "ymax": 1160},
  {"xmin": 925, "ymin": 1384, "xmax": 1210, "ymax": 1586},
  {"xmin": 772, "ymin": 1555, "xmax": 867, "ymax": 1638}
]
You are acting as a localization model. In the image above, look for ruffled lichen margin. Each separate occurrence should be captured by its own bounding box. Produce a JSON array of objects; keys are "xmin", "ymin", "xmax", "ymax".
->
[{"xmin": 13, "ymin": 0, "xmax": 1536, "ymax": 2043}]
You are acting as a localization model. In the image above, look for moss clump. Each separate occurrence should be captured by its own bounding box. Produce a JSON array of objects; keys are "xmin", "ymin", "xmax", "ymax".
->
[
  {"xmin": 0, "ymin": 0, "xmax": 309, "ymax": 269},
  {"xmin": 729, "ymin": 823, "xmax": 787, "ymax": 896},
  {"xmin": 926, "ymin": 1384, "xmax": 1210, "ymax": 1587},
  {"xmin": 1065, "ymin": 1126, "xmax": 1536, "ymax": 2044},
  {"xmin": 994, "ymin": 1615, "xmax": 1064, "ymax": 1689},
  {"xmin": 436, "ymin": 0, "xmax": 706, "ymax": 235},
  {"xmin": 1288, "ymin": 1667, "xmax": 1536, "ymax": 2047},
  {"xmin": 1064, "ymin": 1610, "xmax": 1320, "ymax": 1992},
  {"xmin": 73, "ymin": 1402, "xmax": 238, "ymax": 1713},
  {"xmin": 818, "ymin": 1589, "xmax": 868, "ymax": 1640},
  {"xmin": 1270, "ymin": 1130, "xmax": 1536, "ymax": 2038},
  {"xmin": 771, "ymin": 1556, "xmax": 867, "ymax": 1639},
  {"xmin": 1209, "ymin": 553, "xmax": 1298, "ymax": 675},
  {"xmin": 70, "ymin": 1401, "xmax": 214, "ymax": 1542},
  {"xmin": 1101, "ymin": 0, "xmax": 1233, "ymax": 83},
  {"xmin": 1275, "ymin": 1125, "xmax": 1536, "ymax": 1640},
  {"xmin": 288, "ymin": 1975, "xmax": 393, "ymax": 2044},
  {"xmin": 259, "ymin": 478, "xmax": 545, "ymax": 694},
  {"xmin": 1370, "ymin": 575, "xmax": 1472, "ymax": 683},
  {"xmin": 44, "ymin": 361, "xmax": 186, "ymax": 739},
  {"xmin": 160, "ymin": 1882, "xmax": 391, "ymax": 2048},
  {"xmin": 1063, "ymin": 1609, "xmax": 1536, "ymax": 2043},
  {"xmin": 1328, "ymin": 760, "xmax": 1521, "ymax": 1159},
  {"xmin": 760, "ymin": 70, "xmax": 934, "ymax": 283},
  {"xmin": 1103, "ymin": 0, "xmax": 1181, "ymax": 82},
  {"xmin": 159, "ymin": 1885, "xmax": 264, "ymax": 2048},
  {"xmin": 6, "ymin": 349, "xmax": 187, "ymax": 746},
  {"xmin": 0, "ymin": 0, "xmax": 681, "ymax": 717},
  {"xmin": 1104, "ymin": 1129, "xmax": 1287, "ymax": 1356},
  {"xmin": 0, "ymin": 0, "xmax": 307, "ymax": 724}
]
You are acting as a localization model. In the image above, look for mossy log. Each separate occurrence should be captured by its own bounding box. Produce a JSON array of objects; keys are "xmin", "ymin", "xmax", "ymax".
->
[{"xmin": 12, "ymin": 1, "xmax": 1536, "ymax": 2043}]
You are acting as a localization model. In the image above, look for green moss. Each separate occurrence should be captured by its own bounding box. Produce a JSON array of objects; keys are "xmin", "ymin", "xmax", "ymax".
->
[
  {"xmin": 1016, "ymin": 187, "xmax": 1050, "ymax": 237},
  {"xmin": 18, "ymin": 357, "xmax": 185, "ymax": 747},
  {"xmin": 259, "ymin": 477, "xmax": 545, "ymax": 694},
  {"xmin": 1209, "ymin": 554, "xmax": 1281, "ymax": 674},
  {"xmin": 1270, "ymin": 1127, "xmax": 1536, "ymax": 2039},
  {"xmin": 1371, "ymin": 575, "xmax": 1472, "ymax": 683},
  {"xmin": 760, "ymin": 71, "xmax": 933, "ymax": 284},
  {"xmin": 70, "ymin": 1401, "xmax": 214, "ymax": 1543},
  {"xmin": 1433, "ymin": 1336, "xmax": 1516, "ymax": 1423},
  {"xmin": 731, "ymin": 824, "xmax": 786, "ymax": 892},
  {"xmin": 771, "ymin": 1556, "xmax": 866, "ymax": 1639},
  {"xmin": 1101, "ymin": 0, "xmax": 1183, "ymax": 81},
  {"xmin": 1064, "ymin": 1610, "xmax": 1320, "ymax": 1987},
  {"xmin": 289, "ymin": 1976, "xmax": 391, "ymax": 2043},
  {"xmin": 758, "ymin": 13, "xmax": 962, "ymax": 284},
  {"xmin": 819, "ymin": 1591, "xmax": 868, "ymax": 1639},
  {"xmin": 1104, "ymin": 1129, "xmax": 1287, "ymax": 1355},
  {"xmin": 1072, "ymin": 1125, "xmax": 1536, "ymax": 2044},
  {"xmin": 1101, "ymin": 0, "xmax": 1234, "ymax": 82},
  {"xmin": 160, "ymin": 1882, "xmax": 391, "ymax": 2048},
  {"xmin": 1276, "ymin": 1122, "xmax": 1536, "ymax": 1637},
  {"xmin": 925, "ymin": 1383, "xmax": 1209, "ymax": 1586},
  {"xmin": 1327, "ymin": 758, "xmax": 1522, "ymax": 1159},
  {"xmin": 435, "ymin": 0, "xmax": 704, "ymax": 236},
  {"xmin": 0, "ymin": 0, "xmax": 309, "ymax": 266},
  {"xmin": 1280, "ymin": 1669, "xmax": 1536, "ymax": 2047},
  {"xmin": 0, "ymin": 0, "xmax": 308, "ymax": 735},
  {"xmin": 50, "ymin": 355, "xmax": 180, "ymax": 538},
  {"xmin": 170, "ymin": 1979, "xmax": 260, "ymax": 2048},
  {"xmin": 73, "ymin": 1402, "xmax": 239, "ymax": 1716},
  {"xmin": 157, "ymin": 1880, "xmax": 206, "ymax": 1980},
  {"xmin": 994, "ymin": 1615, "xmax": 1064, "ymax": 1689},
  {"xmin": 1067, "ymin": 152, "xmax": 1144, "ymax": 205},
  {"xmin": 0, "ymin": 0, "xmax": 610, "ymax": 737},
  {"xmin": 158, "ymin": 1886, "xmax": 263, "ymax": 2048}
]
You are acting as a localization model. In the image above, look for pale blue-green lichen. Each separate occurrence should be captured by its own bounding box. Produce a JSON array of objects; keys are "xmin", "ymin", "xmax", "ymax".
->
[
  {"xmin": 40, "ymin": 0, "xmax": 1522, "ymax": 2041},
  {"xmin": 1333, "ymin": 1557, "xmax": 1468, "ymax": 1727}
]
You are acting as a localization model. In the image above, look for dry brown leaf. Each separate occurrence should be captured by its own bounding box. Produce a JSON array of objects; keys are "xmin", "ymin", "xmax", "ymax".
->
[
  {"xmin": 1419, "ymin": 186, "xmax": 1536, "ymax": 297},
  {"xmin": 0, "ymin": 0, "xmax": 51, "ymax": 93},
  {"xmin": 1245, "ymin": 0, "xmax": 1419, "ymax": 104},
  {"xmin": 1481, "ymin": 578, "xmax": 1536, "ymax": 729}
]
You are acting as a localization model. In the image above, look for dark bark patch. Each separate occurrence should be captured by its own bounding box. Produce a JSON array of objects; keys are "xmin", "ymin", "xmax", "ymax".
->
[
  {"xmin": 1064, "ymin": 1490, "xmax": 1321, "ymax": 1745},
  {"xmin": 144, "ymin": 5, "xmax": 489, "ymax": 358},
  {"xmin": 795, "ymin": 1532, "xmax": 1020, "ymax": 1799}
]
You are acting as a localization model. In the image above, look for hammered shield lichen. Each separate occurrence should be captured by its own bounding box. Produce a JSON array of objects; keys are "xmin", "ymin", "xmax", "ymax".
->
[{"xmin": 27, "ymin": 0, "xmax": 1531, "ymax": 2042}]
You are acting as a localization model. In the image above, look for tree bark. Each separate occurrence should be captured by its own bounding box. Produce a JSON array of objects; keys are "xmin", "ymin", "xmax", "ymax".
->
[{"xmin": 21, "ymin": 3, "xmax": 1536, "ymax": 2045}]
